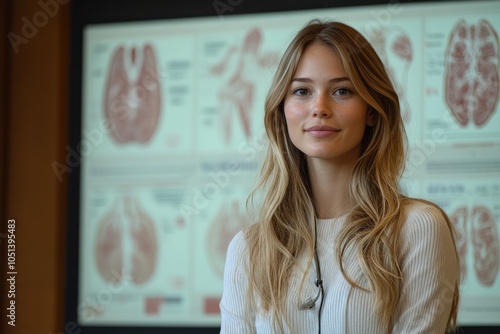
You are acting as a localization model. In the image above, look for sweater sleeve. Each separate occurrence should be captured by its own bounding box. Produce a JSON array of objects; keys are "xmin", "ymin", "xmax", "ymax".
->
[
  {"xmin": 393, "ymin": 204, "xmax": 458, "ymax": 334},
  {"xmin": 220, "ymin": 231, "xmax": 256, "ymax": 334}
]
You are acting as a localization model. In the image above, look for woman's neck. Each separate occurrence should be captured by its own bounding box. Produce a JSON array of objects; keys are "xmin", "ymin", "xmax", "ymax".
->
[{"xmin": 307, "ymin": 157, "xmax": 356, "ymax": 219}]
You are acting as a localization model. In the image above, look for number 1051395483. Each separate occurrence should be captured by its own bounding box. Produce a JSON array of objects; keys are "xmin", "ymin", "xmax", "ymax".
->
[{"xmin": 6, "ymin": 219, "xmax": 16, "ymax": 271}]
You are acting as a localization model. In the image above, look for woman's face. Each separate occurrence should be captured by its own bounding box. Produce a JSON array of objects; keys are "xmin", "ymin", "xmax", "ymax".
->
[{"xmin": 283, "ymin": 42, "xmax": 372, "ymax": 164}]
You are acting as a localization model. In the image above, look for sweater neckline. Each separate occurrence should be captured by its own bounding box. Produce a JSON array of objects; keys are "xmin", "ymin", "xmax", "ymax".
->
[{"xmin": 316, "ymin": 211, "xmax": 349, "ymax": 223}]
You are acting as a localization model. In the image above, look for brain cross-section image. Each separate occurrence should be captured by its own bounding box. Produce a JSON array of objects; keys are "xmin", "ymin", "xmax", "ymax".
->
[
  {"xmin": 444, "ymin": 19, "xmax": 499, "ymax": 127},
  {"xmin": 103, "ymin": 44, "xmax": 162, "ymax": 143},
  {"xmin": 368, "ymin": 27, "xmax": 414, "ymax": 124},
  {"xmin": 94, "ymin": 195, "xmax": 158, "ymax": 285},
  {"xmin": 451, "ymin": 206, "xmax": 468, "ymax": 280},
  {"xmin": 472, "ymin": 206, "xmax": 500, "ymax": 286}
]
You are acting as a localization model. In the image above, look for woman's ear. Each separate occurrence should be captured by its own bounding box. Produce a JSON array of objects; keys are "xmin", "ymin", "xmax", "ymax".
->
[{"xmin": 366, "ymin": 108, "xmax": 376, "ymax": 126}]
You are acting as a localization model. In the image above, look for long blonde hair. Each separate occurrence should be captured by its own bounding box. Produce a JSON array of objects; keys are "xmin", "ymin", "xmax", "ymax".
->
[{"xmin": 245, "ymin": 20, "xmax": 459, "ymax": 333}]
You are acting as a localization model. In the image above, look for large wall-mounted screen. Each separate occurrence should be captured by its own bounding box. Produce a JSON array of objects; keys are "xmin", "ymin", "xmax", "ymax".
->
[{"xmin": 70, "ymin": 0, "xmax": 500, "ymax": 331}]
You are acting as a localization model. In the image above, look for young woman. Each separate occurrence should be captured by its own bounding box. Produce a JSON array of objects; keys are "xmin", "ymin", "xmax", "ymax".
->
[{"xmin": 220, "ymin": 20, "xmax": 460, "ymax": 334}]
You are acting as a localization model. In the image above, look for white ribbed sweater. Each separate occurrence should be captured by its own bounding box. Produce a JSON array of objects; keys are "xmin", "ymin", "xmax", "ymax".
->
[{"xmin": 220, "ymin": 200, "xmax": 458, "ymax": 333}]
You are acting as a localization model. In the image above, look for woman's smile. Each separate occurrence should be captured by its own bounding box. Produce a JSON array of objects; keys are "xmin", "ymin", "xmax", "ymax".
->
[{"xmin": 304, "ymin": 125, "xmax": 340, "ymax": 138}]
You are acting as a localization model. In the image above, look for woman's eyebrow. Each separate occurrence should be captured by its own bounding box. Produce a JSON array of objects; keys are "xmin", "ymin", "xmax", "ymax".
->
[{"xmin": 291, "ymin": 76, "xmax": 351, "ymax": 83}]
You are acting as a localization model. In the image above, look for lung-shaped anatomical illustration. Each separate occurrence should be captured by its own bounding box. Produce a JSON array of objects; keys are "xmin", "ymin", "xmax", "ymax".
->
[
  {"xmin": 209, "ymin": 28, "xmax": 279, "ymax": 144},
  {"xmin": 103, "ymin": 44, "xmax": 162, "ymax": 143},
  {"xmin": 207, "ymin": 201, "xmax": 251, "ymax": 276},
  {"xmin": 449, "ymin": 205, "xmax": 499, "ymax": 286},
  {"xmin": 94, "ymin": 205, "xmax": 124, "ymax": 284},
  {"xmin": 471, "ymin": 206, "xmax": 499, "ymax": 286},
  {"xmin": 450, "ymin": 206, "xmax": 468, "ymax": 280},
  {"xmin": 444, "ymin": 19, "xmax": 499, "ymax": 127},
  {"xmin": 95, "ymin": 195, "xmax": 158, "ymax": 284}
]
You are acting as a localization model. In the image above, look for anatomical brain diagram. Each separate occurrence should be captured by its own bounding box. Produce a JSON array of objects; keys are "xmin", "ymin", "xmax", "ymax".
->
[
  {"xmin": 451, "ymin": 205, "xmax": 499, "ymax": 286},
  {"xmin": 95, "ymin": 195, "xmax": 158, "ymax": 285},
  {"xmin": 445, "ymin": 19, "xmax": 499, "ymax": 127},
  {"xmin": 207, "ymin": 201, "xmax": 251, "ymax": 276},
  {"xmin": 103, "ymin": 44, "xmax": 162, "ymax": 143},
  {"xmin": 368, "ymin": 27, "xmax": 413, "ymax": 123}
]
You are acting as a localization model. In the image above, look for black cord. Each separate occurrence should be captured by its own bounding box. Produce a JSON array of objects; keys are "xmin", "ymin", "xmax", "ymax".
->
[
  {"xmin": 313, "ymin": 217, "xmax": 324, "ymax": 334},
  {"xmin": 318, "ymin": 282, "xmax": 324, "ymax": 334}
]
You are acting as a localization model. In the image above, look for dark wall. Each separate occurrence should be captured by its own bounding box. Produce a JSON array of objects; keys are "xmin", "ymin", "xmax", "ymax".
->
[{"xmin": 1, "ymin": 1, "xmax": 69, "ymax": 334}]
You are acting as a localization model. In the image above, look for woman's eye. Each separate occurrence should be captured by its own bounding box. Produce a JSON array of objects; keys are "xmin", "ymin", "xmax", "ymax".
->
[
  {"xmin": 335, "ymin": 88, "xmax": 351, "ymax": 96},
  {"xmin": 292, "ymin": 88, "xmax": 309, "ymax": 96}
]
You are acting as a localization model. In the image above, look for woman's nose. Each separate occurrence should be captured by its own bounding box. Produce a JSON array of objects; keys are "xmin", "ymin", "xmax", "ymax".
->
[{"xmin": 311, "ymin": 94, "xmax": 332, "ymax": 118}]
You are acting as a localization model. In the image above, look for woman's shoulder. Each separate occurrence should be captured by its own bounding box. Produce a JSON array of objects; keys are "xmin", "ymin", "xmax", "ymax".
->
[
  {"xmin": 401, "ymin": 198, "xmax": 446, "ymax": 221},
  {"xmin": 399, "ymin": 197, "xmax": 453, "ymax": 244},
  {"xmin": 225, "ymin": 224, "xmax": 261, "ymax": 268},
  {"xmin": 224, "ymin": 229, "xmax": 251, "ymax": 279},
  {"xmin": 227, "ymin": 229, "xmax": 248, "ymax": 256}
]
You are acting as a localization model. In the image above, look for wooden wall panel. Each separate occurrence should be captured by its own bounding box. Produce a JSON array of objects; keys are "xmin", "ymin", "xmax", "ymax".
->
[
  {"xmin": 1, "ymin": 0, "xmax": 70, "ymax": 333},
  {"xmin": 1, "ymin": 0, "xmax": 7, "ymax": 219}
]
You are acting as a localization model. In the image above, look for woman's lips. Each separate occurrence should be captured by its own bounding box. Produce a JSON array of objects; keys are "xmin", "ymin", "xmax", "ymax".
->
[{"xmin": 305, "ymin": 125, "xmax": 340, "ymax": 138}]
